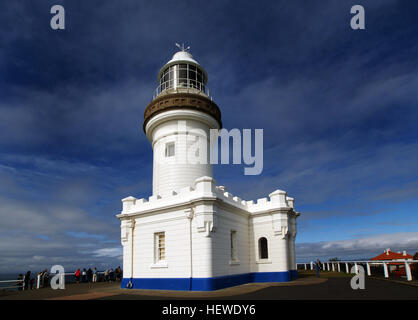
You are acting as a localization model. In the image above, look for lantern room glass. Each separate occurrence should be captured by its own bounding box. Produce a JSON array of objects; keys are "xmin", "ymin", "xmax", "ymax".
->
[{"xmin": 155, "ymin": 63, "xmax": 208, "ymax": 98}]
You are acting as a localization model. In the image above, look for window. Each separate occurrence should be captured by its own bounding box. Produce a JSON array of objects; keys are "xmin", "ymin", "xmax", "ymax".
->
[
  {"xmin": 259, "ymin": 237, "xmax": 268, "ymax": 259},
  {"xmin": 155, "ymin": 232, "xmax": 165, "ymax": 262},
  {"xmin": 165, "ymin": 142, "xmax": 175, "ymax": 157},
  {"xmin": 230, "ymin": 230, "xmax": 238, "ymax": 261}
]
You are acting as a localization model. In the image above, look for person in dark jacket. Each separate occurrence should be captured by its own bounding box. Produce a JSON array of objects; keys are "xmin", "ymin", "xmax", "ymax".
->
[
  {"xmin": 115, "ymin": 266, "xmax": 122, "ymax": 281},
  {"xmin": 109, "ymin": 268, "xmax": 114, "ymax": 282},
  {"xmin": 81, "ymin": 268, "xmax": 87, "ymax": 282},
  {"xmin": 315, "ymin": 259, "xmax": 321, "ymax": 278},
  {"xmin": 41, "ymin": 269, "xmax": 49, "ymax": 288},
  {"xmin": 87, "ymin": 268, "xmax": 93, "ymax": 282},
  {"xmin": 24, "ymin": 271, "xmax": 31, "ymax": 290}
]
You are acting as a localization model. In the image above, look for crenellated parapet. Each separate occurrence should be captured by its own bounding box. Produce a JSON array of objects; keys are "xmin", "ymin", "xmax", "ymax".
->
[{"xmin": 118, "ymin": 176, "xmax": 297, "ymax": 220}]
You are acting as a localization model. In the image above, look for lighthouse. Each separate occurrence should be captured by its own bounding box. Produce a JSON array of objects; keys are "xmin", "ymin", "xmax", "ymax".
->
[
  {"xmin": 143, "ymin": 44, "xmax": 221, "ymax": 196},
  {"xmin": 117, "ymin": 45, "xmax": 300, "ymax": 291}
]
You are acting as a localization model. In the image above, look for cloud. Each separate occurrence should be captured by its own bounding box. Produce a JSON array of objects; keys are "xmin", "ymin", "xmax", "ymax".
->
[{"xmin": 93, "ymin": 247, "xmax": 123, "ymax": 259}]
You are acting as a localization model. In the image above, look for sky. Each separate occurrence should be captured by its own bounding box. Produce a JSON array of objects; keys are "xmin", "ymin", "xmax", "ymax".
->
[{"xmin": 0, "ymin": 0, "xmax": 418, "ymax": 273}]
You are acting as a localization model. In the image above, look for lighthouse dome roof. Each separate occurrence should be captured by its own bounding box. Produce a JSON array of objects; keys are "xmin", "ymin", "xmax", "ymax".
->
[{"xmin": 167, "ymin": 50, "xmax": 199, "ymax": 65}]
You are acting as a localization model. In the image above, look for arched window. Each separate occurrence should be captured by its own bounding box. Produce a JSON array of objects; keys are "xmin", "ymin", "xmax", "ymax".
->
[{"xmin": 259, "ymin": 237, "xmax": 268, "ymax": 259}]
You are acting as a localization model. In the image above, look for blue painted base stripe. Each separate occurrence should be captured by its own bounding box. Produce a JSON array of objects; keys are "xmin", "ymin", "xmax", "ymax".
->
[{"xmin": 122, "ymin": 271, "xmax": 293, "ymax": 291}]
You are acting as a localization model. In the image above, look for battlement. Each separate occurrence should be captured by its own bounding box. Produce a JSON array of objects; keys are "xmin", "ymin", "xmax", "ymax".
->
[{"xmin": 120, "ymin": 176, "xmax": 295, "ymax": 216}]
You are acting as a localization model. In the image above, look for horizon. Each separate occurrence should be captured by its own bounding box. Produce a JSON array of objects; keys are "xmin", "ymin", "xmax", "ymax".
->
[{"xmin": 1, "ymin": 0, "xmax": 418, "ymax": 273}]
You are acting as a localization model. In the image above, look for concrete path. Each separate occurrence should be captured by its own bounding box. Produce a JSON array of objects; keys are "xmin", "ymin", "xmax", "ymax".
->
[{"xmin": 1, "ymin": 273, "xmax": 417, "ymax": 300}]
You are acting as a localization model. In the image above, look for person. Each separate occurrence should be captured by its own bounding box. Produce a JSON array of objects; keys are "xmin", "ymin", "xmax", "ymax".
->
[
  {"xmin": 87, "ymin": 268, "xmax": 93, "ymax": 282},
  {"xmin": 116, "ymin": 266, "xmax": 122, "ymax": 281},
  {"xmin": 315, "ymin": 259, "xmax": 321, "ymax": 278},
  {"xmin": 24, "ymin": 271, "xmax": 31, "ymax": 290},
  {"xmin": 42, "ymin": 269, "xmax": 49, "ymax": 288},
  {"xmin": 75, "ymin": 269, "xmax": 81, "ymax": 283},
  {"xmin": 17, "ymin": 274, "xmax": 24, "ymax": 291},
  {"xmin": 82, "ymin": 268, "xmax": 87, "ymax": 283},
  {"xmin": 92, "ymin": 267, "xmax": 98, "ymax": 283},
  {"xmin": 109, "ymin": 268, "xmax": 114, "ymax": 282},
  {"xmin": 104, "ymin": 269, "xmax": 109, "ymax": 282}
]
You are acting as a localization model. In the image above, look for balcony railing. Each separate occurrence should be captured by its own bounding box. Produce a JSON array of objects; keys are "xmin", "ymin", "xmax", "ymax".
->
[
  {"xmin": 297, "ymin": 259, "xmax": 418, "ymax": 281},
  {"xmin": 153, "ymin": 79, "xmax": 211, "ymax": 100}
]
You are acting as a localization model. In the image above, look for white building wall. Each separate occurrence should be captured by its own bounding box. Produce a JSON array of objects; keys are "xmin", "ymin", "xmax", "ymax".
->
[
  {"xmin": 118, "ymin": 177, "xmax": 299, "ymax": 289},
  {"xmin": 190, "ymin": 202, "xmax": 214, "ymax": 278},
  {"xmin": 288, "ymin": 215, "xmax": 297, "ymax": 271},
  {"xmin": 250, "ymin": 213, "xmax": 289, "ymax": 273},
  {"xmin": 131, "ymin": 209, "xmax": 191, "ymax": 278},
  {"xmin": 148, "ymin": 112, "xmax": 219, "ymax": 197},
  {"xmin": 212, "ymin": 206, "xmax": 250, "ymax": 277}
]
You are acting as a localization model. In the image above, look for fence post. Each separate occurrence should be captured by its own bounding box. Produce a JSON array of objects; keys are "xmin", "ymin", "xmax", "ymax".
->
[
  {"xmin": 37, "ymin": 274, "xmax": 41, "ymax": 289},
  {"xmin": 354, "ymin": 262, "xmax": 358, "ymax": 274},
  {"xmin": 322, "ymin": 263, "xmax": 325, "ymax": 270},
  {"xmin": 304, "ymin": 264, "xmax": 307, "ymax": 270},
  {"xmin": 345, "ymin": 262, "xmax": 349, "ymax": 273},
  {"xmin": 366, "ymin": 262, "xmax": 371, "ymax": 276},
  {"xmin": 337, "ymin": 262, "xmax": 341, "ymax": 272},
  {"xmin": 383, "ymin": 262, "xmax": 389, "ymax": 278},
  {"xmin": 327, "ymin": 263, "xmax": 330, "ymax": 271},
  {"xmin": 310, "ymin": 262, "xmax": 313, "ymax": 270},
  {"xmin": 332, "ymin": 263, "xmax": 335, "ymax": 271},
  {"xmin": 405, "ymin": 261, "xmax": 412, "ymax": 281}
]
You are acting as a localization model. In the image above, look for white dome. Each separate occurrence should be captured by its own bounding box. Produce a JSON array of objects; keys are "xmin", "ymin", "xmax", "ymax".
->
[
  {"xmin": 167, "ymin": 51, "xmax": 199, "ymax": 65},
  {"xmin": 158, "ymin": 49, "xmax": 208, "ymax": 81}
]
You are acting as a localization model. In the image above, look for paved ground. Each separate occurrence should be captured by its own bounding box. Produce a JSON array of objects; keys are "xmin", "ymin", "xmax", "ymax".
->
[{"xmin": 1, "ymin": 272, "xmax": 417, "ymax": 300}]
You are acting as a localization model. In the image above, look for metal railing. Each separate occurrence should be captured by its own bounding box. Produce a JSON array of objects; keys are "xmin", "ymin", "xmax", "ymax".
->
[
  {"xmin": 34, "ymin": 271, "xmax": 109, "ymax": 289},
  {"xmin": 297, "ymin": 259, "xmax": 418, "ymax": 281},
  {"xmin": 0, "ymin": 271, "xmax": 114, "ymax": 291},
  {"xmin": 153, "ymin": 79, "xmax": 211, "ymax": 100},
  {"xmin": 0, "ymin": 279, "xmax": 24, "ymax": 290}
]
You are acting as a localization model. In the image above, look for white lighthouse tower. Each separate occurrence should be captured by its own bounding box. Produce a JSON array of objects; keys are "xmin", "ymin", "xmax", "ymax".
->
[
  {"xmin": 144, "ymin": 44, "xmax": 221, "ymax": 196},
  {"xmin": 117, "ymin": 45, "xmax": 300, "ymax": 291}
]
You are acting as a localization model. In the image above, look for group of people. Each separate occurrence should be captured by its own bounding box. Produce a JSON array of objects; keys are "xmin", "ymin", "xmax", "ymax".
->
[
  {"xmin": 74, "ymin": 266, "xmax": 122, "ymax": 283},
  {"xmin": 15, "ymin": 266, "xmax": 123, "ymax": 290},
  {"xmin": 16, "ymin": 269, "xmax": 49, "ymax": 290}
]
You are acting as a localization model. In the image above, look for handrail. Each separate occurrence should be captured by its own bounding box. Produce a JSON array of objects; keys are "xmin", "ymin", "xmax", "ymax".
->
[
  {"xmin": 153, "ymin": 80, "xmax": 211, "ymax": 100},
  {"xmin": 1, "ymin": 270, "xmax": 121, "ymax": 292},
  {"xmin": 297, "ymin": 259, "xmax": 418, "ymax": 264},
  {"xmin": 297, "ymin": 259, "xmax": 417, "ymax": 281}
]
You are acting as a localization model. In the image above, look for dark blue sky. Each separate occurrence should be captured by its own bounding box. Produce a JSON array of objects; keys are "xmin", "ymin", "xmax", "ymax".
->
[{"xmin": 1, "ymin": 0, "xmax": 418, "ymax": 273}]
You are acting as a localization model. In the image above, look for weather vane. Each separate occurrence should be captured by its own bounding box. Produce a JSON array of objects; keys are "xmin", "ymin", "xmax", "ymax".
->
[{"xmin": 175, "ymin": 43, "xmax": 190, "ymax": 52}]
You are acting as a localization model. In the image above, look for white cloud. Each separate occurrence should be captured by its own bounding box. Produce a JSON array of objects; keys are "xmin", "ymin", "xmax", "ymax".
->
[{"xmin": 93, "ymin": 247, "xmax": 122, "ymax": 258}]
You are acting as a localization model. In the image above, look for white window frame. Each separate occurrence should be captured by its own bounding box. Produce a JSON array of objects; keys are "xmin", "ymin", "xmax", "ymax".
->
[
  {"xmin": 151, "ymin": 232, "xmax": 168, "ymax": 268},
  {"xmin": 229, "ymin": 230, "xmax": 240, "ymax": 265},
  {"xmin": 256, "ymin": 236, "xmax": 271, "ymax": 264},
  {"xmin": 165, "ymin": 142, "xmax": 175, "ymax": 157}
]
